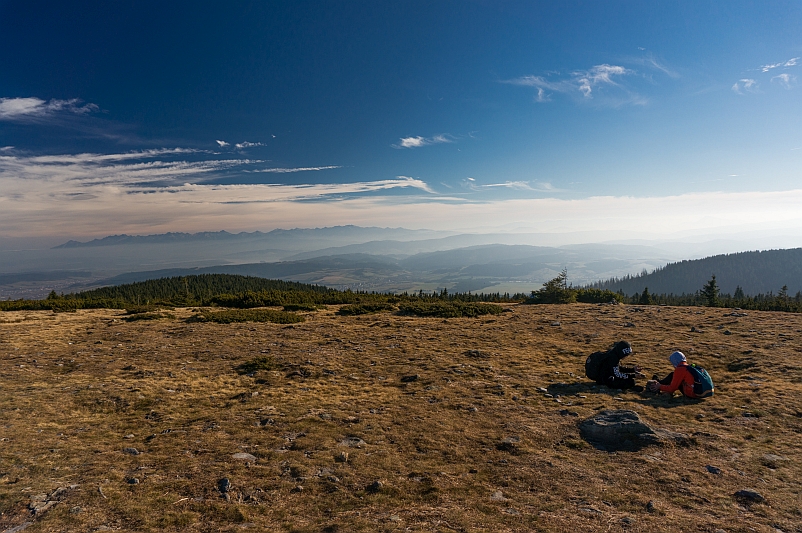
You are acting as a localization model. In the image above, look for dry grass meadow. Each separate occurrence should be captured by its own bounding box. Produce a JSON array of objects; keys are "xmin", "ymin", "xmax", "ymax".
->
[{"xmin": 1, "ymin": 303, "xmax": 801, "ymax": 532}]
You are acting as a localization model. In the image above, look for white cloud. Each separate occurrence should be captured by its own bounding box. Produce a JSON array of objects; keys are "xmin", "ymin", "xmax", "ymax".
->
[
  {"xmin": 251, "ymin": 166, "xmax": 341, "ymax": 173},
  {"xmin": 760, "ymin": 57, "xmax": 800, "ymax": 72},
  {"xmin": 235, "ymin": 141, "xmax": 264, "ymax": 149},
  {"xmin": 504, "ymin": 63, "xmax": 652, "ymax": 106},
  {"xmin": 393, "ymin": 135, "xmax": 452, "ymax": 149},
  {"xmin": 0, "ymin": 148, "xmax": 436, "ymax": 236},
  {"xmin": 0, "ymin": 97, "xmax": 98, "ymax": 121},
  {"xmin": 732, "ymin": 79, "xmax": 758, "ymax": 94},
  {"xmin": 772, "ymin": 73, "xmax": 796, "ymax": 89},
  {"xmin": 216, "ymin": 140, "xmax": 229, "ymax": 147}
]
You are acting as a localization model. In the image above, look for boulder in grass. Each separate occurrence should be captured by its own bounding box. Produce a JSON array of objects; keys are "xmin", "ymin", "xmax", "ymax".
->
[{"xmin": 579, "ymin": 410, "xmax": 692, "ymax": 450}]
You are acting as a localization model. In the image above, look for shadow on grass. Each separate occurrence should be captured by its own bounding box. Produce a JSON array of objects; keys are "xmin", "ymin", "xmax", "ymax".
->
[{"xmin": 546, "ymin": 381, "xmax": 704, "ymax": 409}]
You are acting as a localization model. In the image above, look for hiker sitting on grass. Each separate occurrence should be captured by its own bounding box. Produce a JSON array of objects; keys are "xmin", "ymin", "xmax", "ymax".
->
[
  {"xmin": 586, "ymin": 340, "xmax": 645, "ymax": 392},
  {"xmin": 647, "ymin": 351, "xmax": 714, "ymax": 398}
]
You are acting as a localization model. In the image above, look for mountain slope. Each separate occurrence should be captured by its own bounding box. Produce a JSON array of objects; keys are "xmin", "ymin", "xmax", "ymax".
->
[{"xmin": 591, "ymin": 248, "xmax": 802, "ymax": 295}]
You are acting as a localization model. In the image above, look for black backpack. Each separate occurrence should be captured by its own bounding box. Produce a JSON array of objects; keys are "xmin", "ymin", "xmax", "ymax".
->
[{"xmin": 585, "ymin": 350, "xmax": 612, "ymax": 381}]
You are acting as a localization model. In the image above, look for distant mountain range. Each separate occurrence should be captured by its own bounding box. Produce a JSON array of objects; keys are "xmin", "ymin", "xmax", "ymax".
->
[
  {"xmin": 591, "ymin": 248, "xmax": 802, "ymax": 296},
  {"xmin": 3, "ymin": 226, "xmax": 800, "ymax": 300}
]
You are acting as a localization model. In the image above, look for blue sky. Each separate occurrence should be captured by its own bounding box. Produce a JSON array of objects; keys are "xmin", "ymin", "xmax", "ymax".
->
[{"xmin": 1, "ymin": 1, "xmax": 801, "ymax": 240}]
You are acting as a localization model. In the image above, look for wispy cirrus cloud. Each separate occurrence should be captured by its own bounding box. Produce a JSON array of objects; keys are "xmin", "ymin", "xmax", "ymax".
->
[
  {"xmin": 732, "ymin": 78, "xmax": 758, "ymax": 94},
  {"xmin": 462, "ymin": 178, "xmax": 562, "ymax": 193},
  {"xmin": 251, "ymin": 166, "xmax": 341, "ymax": 173},
  {"xmin": 392, "ymin": 135, "xmax": 452, "ymax": 149},
  {"xmin": 734, "ymin": 57, "xmax": 799, "ymax": 95},
  {"xmin": 759, "ymin": 57, "xmax": 799, "ymax": 72},
  {"xmin": 235, "ymin": 141, "xmax": 264, "ymax": 149},
  {"xmin": 771, "ymin": 73, "xmax": 797, "ymax": 89},
  {"xmin": 0, "ymin": 97, "xmax": 98, "ymax": 122},
  {"xmin": 0, "ymin": 148, "xmax": 437, "ymax": 236},
  {"xmin": 504, "ymin": 63, "xmax": 655, "ymax": 107}
]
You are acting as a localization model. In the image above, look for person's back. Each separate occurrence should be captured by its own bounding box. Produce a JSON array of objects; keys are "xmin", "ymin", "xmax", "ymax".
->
[{"xmin": 648, "ymin": 351, "xmax": 713, "ymax": 398}]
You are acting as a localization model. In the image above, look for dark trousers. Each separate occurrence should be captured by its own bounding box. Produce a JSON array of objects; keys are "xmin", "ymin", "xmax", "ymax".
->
[
  {"xmin": 657, "ymin": 372, "xmax": 674, "ymax": 385},
  {"xmin": 602, "ymin": 375, "xmax": 636, "ymax": 390}
]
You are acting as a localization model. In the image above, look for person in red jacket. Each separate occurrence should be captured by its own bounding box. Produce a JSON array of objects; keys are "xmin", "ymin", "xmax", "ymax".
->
[{"xmin": 646, "ymin": 351, "xmax": 699, "ymax": 397}]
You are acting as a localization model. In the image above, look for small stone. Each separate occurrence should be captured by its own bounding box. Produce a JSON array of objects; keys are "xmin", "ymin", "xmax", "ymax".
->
[
  {"xmin": 327, "ymin": 476, "xmax": 340, "ymax": 483},
  {"xmin": 400, "ymin": 374, "xmax": 419, "ymax": 383},
  {"xmin": 232, "ymin": 452, "xmax": 257, "ymax": 462},
  {"xmin": 218, "ymin": 478, "xmax": 231, "ymax": 493},
  {"xmin": 621, "ymin": 516, "xmax": 634, "ymax": 525},
  {"xmin": 559, "ymin": 409, "xmax": 579, "ymax": 417},
  {"xmin": 490, "ymin": 490, "xmax": 507, "ymax": 501},
  {"xmin": 291, "ymin": 485, "xmax": 304, "ymax": 493},
  {"xmin": 580, "ymin": 507, "xmax": 602, "ymax": 514},
  {"xmin": 123, "ymin": 447, "xmax": 140, "ymax": 455},
  {"xmin": 551, "ymin": 321, "xmax": 561, "ymax": 327},
  {"xmin": 734, "ymin": 489, "xmax": 764, "ymax": 503},
  {"xmin": 335, "ymin": 451, "xmax": 349, "ymax": 463},
  {"xmin": 544, "ymin": 393, "xmax": 553, "ymax": 398},
  {"xmin": 340, "ymin": 436, "xmax": 366, "ymax": 448},
  {"xmin": 469, "ymin": 468, "xmax": 478, "ymax": 474},
  {"xmin": 646, "ymin": 500, "xmax": 655, "ymax": 512},
  {"xmin": 126, "ymin": 477, "xmax": 140, "ymax": 485},
  {"xmin": 705, "ymin": 465, "xmax": 722, "ymax": 475},
  {"xmin": 695, "ymin": 413, "xmax": 705, "ymax": 419},
  {"xmin": 724, "ymin": 330, "xmax": 732, "ymax": 335},
  {"xmin": 70, "ymin": 506, "xmax": 83, "ymax": 514},
  {"xmin": 123, "ymin": 434, "xmax": 135, "ymax": 439},
  {"xmin": 366, "ymin": 480, "xmax": 383, "ymax": 493},
  {"xmin": 537, "ymin": 387, "xmax": 548, "ymax": 393}
]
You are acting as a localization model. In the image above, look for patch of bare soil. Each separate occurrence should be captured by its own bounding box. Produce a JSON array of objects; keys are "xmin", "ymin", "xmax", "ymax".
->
[{"xmin": 1, "ymin": 304, "xmax": 801, "ymax": 532}]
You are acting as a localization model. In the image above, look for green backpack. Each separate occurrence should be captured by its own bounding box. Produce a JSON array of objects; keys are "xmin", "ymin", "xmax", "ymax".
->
[{"xmin": 686, "ymin": 363, "xmax": 714, "ymax": 398}]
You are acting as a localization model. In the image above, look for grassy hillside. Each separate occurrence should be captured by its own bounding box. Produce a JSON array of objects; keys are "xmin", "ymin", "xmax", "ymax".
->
[{"xmin": 0, "ymin": 304, "xmax": 800, "ymax": 531}]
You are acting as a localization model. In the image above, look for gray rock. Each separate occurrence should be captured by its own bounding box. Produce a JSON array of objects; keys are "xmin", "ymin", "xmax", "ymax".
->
[
  {"xmin": 218, "ymin": 478, "xmax": 231, "ymax": 493},
  {"xmin": 646, "ymin": 500, "xmax": 655, "ymax": 512},
  {"xmin": 706, "ymin": 465, "xmax": 722, "ymax": 475},
  {"xmin": 126, "ymin": 477, "xmax": 140, "ymax": 485},
  {"xmin": 340, "ymin": 436, "xmax": 366, "ymax": 448},
  {"xmin": 232, "ymin": 452, "xmax": 257, "ymax": 462},
  {"xmin": 579, "ymin": 410, "xmax": 691, "ymax": 449},
  {"xmin": 366, "ymin": 480, "xmax": 383, "ymax": 493},
  {"xmin": 550, "ymin": 321, "xmax": 561, "ymax": 327},
  {"xmin": 734, "ymin": 489, "xmax": 764, "ymax": 503},
  {"xmin": 123, "ymin": 447, "xmax": 140, "ymax": 455},
  {"xmin": 490, "ymin": 490, "xmax": 507, "ymax": 501},
  {"xmin": 762, "ymin": 454, "xmax": 788, "ymax": 468},
  {"xmin": 400, "ymin": 374, "xmax": 419, "ymax": 383},
  {"xmin": 335, "ymin": 451, "xmax": 349, "ymax": 463}
]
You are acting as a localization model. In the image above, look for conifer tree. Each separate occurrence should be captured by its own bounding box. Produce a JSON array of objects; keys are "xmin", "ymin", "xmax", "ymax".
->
[{"xmin": 701, "ymin": 275, "xmax": 720, "ymax": 307}]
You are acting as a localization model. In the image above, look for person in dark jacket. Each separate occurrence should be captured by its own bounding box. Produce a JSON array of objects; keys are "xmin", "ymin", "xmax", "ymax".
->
[{"xmin": 596, "ymin": 340, "xmax": 644, "ymax": 391}]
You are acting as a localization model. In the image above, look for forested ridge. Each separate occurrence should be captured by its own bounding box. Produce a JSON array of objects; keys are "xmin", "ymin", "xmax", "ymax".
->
[{"xmin": 590, "ymin": 248, "xmax": 802, "ymax": 296}]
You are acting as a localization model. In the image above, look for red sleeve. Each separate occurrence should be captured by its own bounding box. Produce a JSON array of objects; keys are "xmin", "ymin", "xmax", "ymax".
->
[{"xmin": 659, "ymin": 366, "xmax": 688, "ymax": 393}]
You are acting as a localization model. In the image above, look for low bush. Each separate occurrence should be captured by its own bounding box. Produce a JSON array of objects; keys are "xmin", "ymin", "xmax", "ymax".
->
[
  {"xmin": 282, "ymin": 303, "xmax": 323, "ymax": 312},
  {"xmin": 398, "ymin": 301, "xmax": 503, "ymax": 318},
  {"xmin": 192, "ymin": 309, "xmax": 305, "ymax": 324},
  {"xmin": 336, "ymin": 303, "xmax": 397, "ymax": 316},
  {"xmin": 235, "ymin": 356, "xmax": 277, "ymax": 374}
]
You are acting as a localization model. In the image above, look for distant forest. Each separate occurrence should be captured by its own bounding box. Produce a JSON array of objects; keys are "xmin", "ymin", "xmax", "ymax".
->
[
  {"xmin": 0, "ymin": 273, "xmax": 531, "ymax": 311},
  {"xmin": 590, "ymin": 248, "xmax": 802, "ymax": 297}
]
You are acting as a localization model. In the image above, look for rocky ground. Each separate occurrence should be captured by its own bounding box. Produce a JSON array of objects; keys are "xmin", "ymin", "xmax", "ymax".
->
[{"xmin": 1, "ymin": 303, "xmax": 800, "ymax": 532}]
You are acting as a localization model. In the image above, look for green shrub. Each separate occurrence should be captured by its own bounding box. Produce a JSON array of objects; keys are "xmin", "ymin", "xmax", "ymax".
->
[
  {"xmin": 235, "ymin": 356, "xmax": 277, "ymax": 374},
  {"xmin": 193, "ymin": 309, "xmax": 305, "ymax": 324},
  {"xmin": 336, "ymin": 303, "xmax": 397, "ymax": 316},
  {"xmin": 398, "ymin": 301, "xmax": 503, "ymax": 318},
  {"xmin": 282, "ymin": 303, "xmax": 323, "ymax": 312},
  {"xmin": 123, "ymin": 312, "xmax": 175, "ymax": 322}
]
